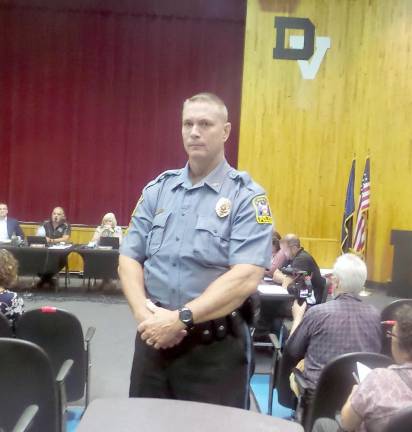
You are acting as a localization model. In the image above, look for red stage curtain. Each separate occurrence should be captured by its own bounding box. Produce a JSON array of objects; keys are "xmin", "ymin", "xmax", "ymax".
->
[{"xmin": 0, "ymin": 1, "xmax": 245, "ymax": 225}]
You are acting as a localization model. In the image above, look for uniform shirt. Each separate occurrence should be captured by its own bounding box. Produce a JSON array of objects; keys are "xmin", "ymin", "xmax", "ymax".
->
[
  {"xmin": 285, "ymin": 293, "xmax": 382, "ymax": 389},
  {"xmin": 42, "ymin": 220, "xmax": 71, "ymax": 240},
  {"xmin": 351, "ymin": 363, "xmax": 412, "ymax": 432},
  {"xmin": 120, "ymin": 159, "xmax": 273, "ymax": 310}
]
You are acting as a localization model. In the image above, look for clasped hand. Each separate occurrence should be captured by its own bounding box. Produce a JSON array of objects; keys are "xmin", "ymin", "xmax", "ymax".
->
[{"xmin": 138, "ymin": 302, "xmax": 187, "ymax": 350}]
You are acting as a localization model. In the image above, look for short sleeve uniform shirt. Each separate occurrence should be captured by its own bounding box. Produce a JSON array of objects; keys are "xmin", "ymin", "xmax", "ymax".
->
[{"xmin": 120, "ymin": 159, "xmax": 273, "ymax": 310}]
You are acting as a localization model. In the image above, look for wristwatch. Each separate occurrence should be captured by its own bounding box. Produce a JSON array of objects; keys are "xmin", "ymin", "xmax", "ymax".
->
[{"xmin": 178, "ymin": 307, "xmax": 194, "ymax": 330}]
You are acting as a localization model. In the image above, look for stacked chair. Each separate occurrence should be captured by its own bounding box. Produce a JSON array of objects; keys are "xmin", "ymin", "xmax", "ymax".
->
[
  {"xmin": 0, "ymin": 338, "xmax": 72, "ymax": 432},
  {"xmin": 0, "ymin": 312, "xmax": 13, "ymax": 337},
  {"xmin": 0, "ymin": 307, "xmax": 95, "ymax": 432},
  {"xmin": 15, "ymin": 307, "xmax": 96, "ymax": 411}
]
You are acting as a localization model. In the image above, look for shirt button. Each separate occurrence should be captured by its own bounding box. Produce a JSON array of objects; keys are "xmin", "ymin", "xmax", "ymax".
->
[
  {"xmin": 171, "ymin": 289, "xmax": 176, "ymax": 293},
  {"xmin": 176, "ymin": 237, "xmax": 180, "ymax": 241},
  {"xmin": 172, "ymin": 263, "xmax": 176, "ymax": 267}
]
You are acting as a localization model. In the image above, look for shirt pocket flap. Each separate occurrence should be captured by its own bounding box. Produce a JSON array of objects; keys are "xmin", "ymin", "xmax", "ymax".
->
[
  {"xmin": 152, "ymin": 211, "xmax": 171, "ymax": 229},
  {"xmin": 195, "ymin": 216, "xmax": 227, "ymax": 240}
]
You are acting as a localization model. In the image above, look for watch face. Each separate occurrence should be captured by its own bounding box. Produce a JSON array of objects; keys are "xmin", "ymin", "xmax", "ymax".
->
[{"xmin": 180, "ymin": 308, "xmax": 192, "ymax": 323}]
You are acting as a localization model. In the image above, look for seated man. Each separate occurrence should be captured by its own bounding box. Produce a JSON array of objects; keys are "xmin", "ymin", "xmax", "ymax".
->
[
  {"xmin": 0, "ymin": 203, "xmax": 25, "ymax": 241},
  {"xmin": 40, "ymin": 207, "xmax": 71, "ymax": 244},
  {"xmin": 273, "ymin": 233, "xmax": 325, "ymax": 304},
  {"xmin": 283, "ymin": 253, "xmax": 382, "ymax": 401}
]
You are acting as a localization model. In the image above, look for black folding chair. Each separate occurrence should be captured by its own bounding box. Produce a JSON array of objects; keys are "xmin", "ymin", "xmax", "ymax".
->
[
  {"xmin": 0, "ymin": 312, "xmax": 13, "ymax": 337},
  {"xmin": 381, "ymin": 299, "xmax": 412, "ymax": 356},
  {"xmin": 15, "ymin": 307, "xmax": 95, "ymax": 410},
  {"xmin": 11, "ymin": 405, "xmax": 39, "ymax": 432},
  {"xmin": 0, "ymin": 338, "xmax": 72, "ymax": 432},
  {"xmin": 293, "ymin": 352, "xmax": 392, "ymax": 432}
]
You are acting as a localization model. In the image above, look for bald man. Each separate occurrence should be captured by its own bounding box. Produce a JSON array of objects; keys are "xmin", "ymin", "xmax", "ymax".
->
[
  {"xmin": 274, "ymin": 234, "xmax": 325, "ymax": 304},
  {"xmin": 42, "ymin": 207, "xmax": 71, "ymax": 244}
]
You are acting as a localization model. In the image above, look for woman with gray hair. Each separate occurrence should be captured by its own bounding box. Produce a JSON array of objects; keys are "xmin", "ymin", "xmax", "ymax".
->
[{"xmin": 91, "ymin": 212, "xmax": 123, "ymax": 245}]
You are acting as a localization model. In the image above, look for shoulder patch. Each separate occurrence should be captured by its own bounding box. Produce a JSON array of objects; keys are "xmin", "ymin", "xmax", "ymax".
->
[{"xmin": 252, "ymin": 195, "xmax": 273, "ymax": 224}]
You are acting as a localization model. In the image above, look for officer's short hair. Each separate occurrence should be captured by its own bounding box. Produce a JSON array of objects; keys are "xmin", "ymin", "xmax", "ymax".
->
[{"xmin": 183, "ymin": 93, "xmax": 228, "ymax": 122}]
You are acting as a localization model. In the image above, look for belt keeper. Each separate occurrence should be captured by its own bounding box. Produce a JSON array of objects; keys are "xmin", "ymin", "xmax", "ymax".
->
[
  {"xmin": 214, "ymin": 320, "xmax": 227, "ymax": 340},
  {"xmin": 229, "ymin": 310, "xmax": 243, "ymax": 337},
  {"xmin": 200, "ymin": 325, "xmax": 213, "ymax": 344}
]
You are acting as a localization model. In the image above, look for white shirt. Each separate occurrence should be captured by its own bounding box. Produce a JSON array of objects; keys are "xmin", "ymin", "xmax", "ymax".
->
[{"xmin": 0, "ymin": 218, "xmax": 9, "ymax": 241}]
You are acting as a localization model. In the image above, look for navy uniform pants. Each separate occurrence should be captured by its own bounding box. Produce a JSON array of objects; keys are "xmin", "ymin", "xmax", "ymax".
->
[{"xmin": 129, "ymin": 318, "xmax": 253, "ymax": 409}]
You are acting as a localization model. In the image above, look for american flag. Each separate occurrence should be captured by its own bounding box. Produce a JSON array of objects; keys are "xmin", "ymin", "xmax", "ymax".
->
[{"xmin": 353, "ymin": 158, "xmax": 370, "ymax": 255}]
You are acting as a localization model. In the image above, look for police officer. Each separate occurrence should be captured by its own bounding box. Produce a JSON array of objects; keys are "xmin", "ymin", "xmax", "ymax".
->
[{"xmin": 119, "ymin": 92, "xmax": 273, "ymax": 408}]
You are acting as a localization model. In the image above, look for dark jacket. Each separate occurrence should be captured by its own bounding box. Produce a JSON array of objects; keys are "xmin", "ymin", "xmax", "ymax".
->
[{"xmin": 7, "ymin": 217, "xmax": 25, "ymax": 239}]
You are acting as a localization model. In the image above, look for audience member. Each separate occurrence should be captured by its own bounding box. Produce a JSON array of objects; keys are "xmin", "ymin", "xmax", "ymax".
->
[
  {"xmin": 264, "ymin": 230, "xmax": 287, "ymax": 278},
  {"xmin": 273, "ymin": 233, "xmax": 325, "ymax": 304},
  {"xmin": 0, "ymin": 203, "xmax": 25, "ymax": 241},
  {"xmin": 0, "ymin": 249, "xmax": 24, "ymax": 327},
  {"xmin": 313, "ymin": 303, "xmax": 412, "ymax": 432},
  {"xmin": 91, "ymin": 212, "xmax": 123, "ymax": 245},
  {"xmin": 39, "ymin": 207, "xmax": 71, "ymax": 244},
  {"xmin": 283, "ymin": 253, "xmax": 382, "ymax": 398}
]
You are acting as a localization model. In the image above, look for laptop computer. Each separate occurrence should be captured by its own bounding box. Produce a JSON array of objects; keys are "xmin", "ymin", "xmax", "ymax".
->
[
  {"xmin": 27, "ymin": 235, "xmax": 48, "ymax": 246},
  {"xmin": 99, "ymin": 236, "xmax": 120, "ymax": 249}
]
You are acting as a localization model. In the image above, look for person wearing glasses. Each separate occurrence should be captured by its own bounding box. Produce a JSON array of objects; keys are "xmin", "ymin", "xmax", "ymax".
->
[
  {"xmin": 91, "ymin": 212, "xmax": 123, "ymax": 246},
  {"xmin": 313, "ymin": 304, "xmax": 412, "ymax": 432}
]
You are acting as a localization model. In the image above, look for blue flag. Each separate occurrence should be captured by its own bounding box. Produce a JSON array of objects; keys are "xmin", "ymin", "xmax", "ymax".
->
[{"xmin": 341, "ymin": 160, "xmax": 355, "ymax": 253}]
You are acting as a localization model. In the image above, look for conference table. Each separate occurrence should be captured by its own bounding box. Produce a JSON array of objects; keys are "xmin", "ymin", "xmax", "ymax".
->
[
  {"xmin": 0, "ymin": 243, "xmax": 119, "ymax": 288},
  {"xmin": 256, "ymin": 280, "xmax": 294, "ymax": 335},
  {"xmin": 0, "ymin": 243, "xmax": 72, "ymax": 282},
  {"xmin": 76, "ymin": 398, "xmax": 304, "ymax": 432},
  {"xmin": 74, "ymin": 247, "xmax": 119, "ymax": 286}
]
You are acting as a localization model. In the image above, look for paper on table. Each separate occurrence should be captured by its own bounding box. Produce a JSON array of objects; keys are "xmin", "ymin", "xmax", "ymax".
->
[
  {"xmin": 257, "ymin": 284, "xmax": 289, "ymax": 295},
  {"xmin": 48, "ymin": 244, "xmax": 72, "ymax": 250},
  {"xmin": 356, "ymin": 362, "xmax": 372, "ymax": 382}
]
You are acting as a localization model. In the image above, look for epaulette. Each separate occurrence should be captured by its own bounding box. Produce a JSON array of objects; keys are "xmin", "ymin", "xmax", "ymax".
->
[
  {"xmin": 229, "ymin": 169, "xmax": 265, "ymax": 194},
  {"xmin": 145, "ymin": 169, "xmax": 181, "ymax": 190}
]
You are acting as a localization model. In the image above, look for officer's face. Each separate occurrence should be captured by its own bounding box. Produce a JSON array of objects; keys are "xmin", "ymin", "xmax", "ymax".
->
[{"xmin": 182, "ymin": 101, "xmax": 231, "ymax": 164}]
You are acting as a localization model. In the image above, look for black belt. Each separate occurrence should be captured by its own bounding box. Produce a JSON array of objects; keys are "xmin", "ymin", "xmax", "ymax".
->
[{"xmin": 188, "ymin": 310, "xmax": 245, "ymax": 344}]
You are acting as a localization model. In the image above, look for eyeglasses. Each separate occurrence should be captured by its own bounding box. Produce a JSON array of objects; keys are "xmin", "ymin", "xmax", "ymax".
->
[{"xmin": 386, "ymin": 330, "xmax": 398, "ymax": 339}]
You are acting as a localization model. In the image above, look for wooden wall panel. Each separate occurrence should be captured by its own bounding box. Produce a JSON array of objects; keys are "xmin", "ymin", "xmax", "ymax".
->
[{"xmin": 239, "ymin": 0, "xmax": 412, "ymax": 282}]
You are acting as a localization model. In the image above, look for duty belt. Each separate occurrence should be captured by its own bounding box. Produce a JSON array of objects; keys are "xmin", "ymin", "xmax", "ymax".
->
[{"xmin": 188, "ymin": 310, "xmax": 245, "ymax": 344}]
